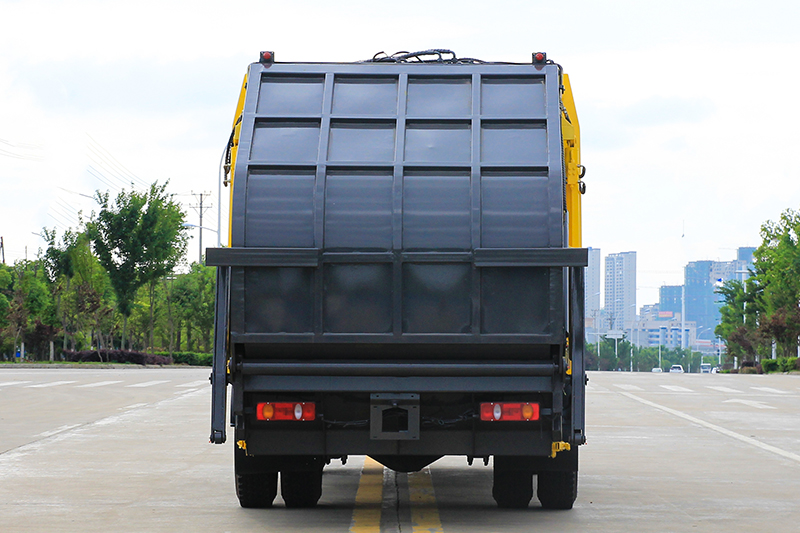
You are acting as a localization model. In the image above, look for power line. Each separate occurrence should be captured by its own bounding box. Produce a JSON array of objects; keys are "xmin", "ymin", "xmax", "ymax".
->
[
  {"xmin": 87, "ymin": 166, "xmax": 122, "ymax": 193},
  {"xmin": 86, "ymin": 133, "xmax": 149, "ymax": 189},
  {"xmin": 47, "ymin": 212, "xmax": 73, "ymax": 230},
  {"xmin": 58, "ymin": 187, "xmax": 95, "ymax": 200}
]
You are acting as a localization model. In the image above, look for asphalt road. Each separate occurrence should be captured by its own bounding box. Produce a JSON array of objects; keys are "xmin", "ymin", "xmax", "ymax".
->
[{"xmin": 1, "ymin": 367, "xmax": 799, "ymax": 532}]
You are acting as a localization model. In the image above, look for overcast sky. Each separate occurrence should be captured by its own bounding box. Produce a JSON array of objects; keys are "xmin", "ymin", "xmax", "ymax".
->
[{"xmin": 2, "ymin": 0, "xmax": 799, "ymax": 306}]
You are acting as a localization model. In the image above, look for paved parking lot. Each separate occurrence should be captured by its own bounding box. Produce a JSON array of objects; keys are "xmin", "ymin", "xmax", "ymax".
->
[{"xmin": 1, "ymin": 367, "xmax": 799, "ymax": 532}]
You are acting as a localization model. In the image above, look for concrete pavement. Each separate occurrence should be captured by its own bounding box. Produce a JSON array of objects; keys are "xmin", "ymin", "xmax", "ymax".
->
[{"xmin": 1, "ymin": 367, "xmax": 799, "ymax": 532}]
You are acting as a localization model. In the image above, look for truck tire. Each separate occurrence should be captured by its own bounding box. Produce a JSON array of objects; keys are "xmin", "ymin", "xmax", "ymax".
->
[
  {"xmin": 235, "ymin": 472, "xmax": 278, "ymax": 508},
  {"xmin": 536, "ymin": 470, "xmax": 577, "ymax": 510},
  {"xmin": 492, "ymin": 469, "xmax": 533, "ymax": 509},
  {"xmin": 280, "ymin": 468, "xmax": 323, "ymax": 508}
]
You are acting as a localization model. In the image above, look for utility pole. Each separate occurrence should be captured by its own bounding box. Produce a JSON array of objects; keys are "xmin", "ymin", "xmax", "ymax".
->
[
  {"xmin": 0, "ymin": 236, "xmax": 4, "ymax": 264},
  {"xmin": 190, "ymin": 191, "xmax": 213, "ymax": 263}
]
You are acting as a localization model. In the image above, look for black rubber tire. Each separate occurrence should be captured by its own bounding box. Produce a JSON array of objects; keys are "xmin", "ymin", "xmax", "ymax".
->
[
  {"xmin": 280, "ymin": 469, "xmax": 323, "ymax": 508},
  {"xmin": 537, "ymin": 470, "xmax": 578, "ymax": 510},
  {"xmin": 492, "ymin": 469, "xmax": 533, "ymax": 509},
  {"xmin": 235, "ymin": 471, "xmax": 278, "ymax": 509}
]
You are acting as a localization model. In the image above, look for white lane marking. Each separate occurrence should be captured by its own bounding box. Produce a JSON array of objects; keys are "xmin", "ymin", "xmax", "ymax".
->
[
  {"xmin": 125, "ymin": 380, "xmax": 171, "ymax": 388},
  {"xmin": 621, "ymin": 392, "xmax": 800, "ymax": 464},
  {"xmin": 751, "ymin": 387, "xmax": 789, "ymax": 395},
  {"xmin": 659, "ymin": 385, "xmax": 694, "ymax": 392},
  {"xmin": 174, "ymin": 388, "xmax": 200, "ymax": 395},
  {"xmin": 0, "ymin": 381, "xmax": 32, "ymax": 387},
  {"xmin": 707, "ymin": 386, "xmax": 743, "ymax": 394},
  {"xmin": 36, "ymin": 424, "xmax": 81, "ymax": 438},
  {"xmin": 614, "ymin": 384, "xmax": 644, "ymax": 391},
  {"xmin": 176, "ymin": 380, "xmax": 208, "ymax": 388},
  {"xmin": 26, "ymin": 381, "xmax": 77, "ymax": 388},
  {"xmin": 122, "ymin": 403, "xmax": 148, "ymax": 409},
  {"xmin": 75, "ymin": 380, "xmax": 124, "ymax": 388},
  {"xmin": 724, "ymin": 399, "xmax": 776, "ymax": 410}
]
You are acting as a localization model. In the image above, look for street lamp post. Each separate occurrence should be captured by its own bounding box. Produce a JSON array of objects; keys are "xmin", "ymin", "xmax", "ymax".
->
[{"xmin": 183, "ymin": 223, "xmax": 218, "ymax": 263}]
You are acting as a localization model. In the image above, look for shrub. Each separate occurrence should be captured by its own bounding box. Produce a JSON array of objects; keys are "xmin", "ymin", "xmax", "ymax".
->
[
  {"xmin": 155, "ymin": 351, "xmax": 213, "ymax": 366},
  {"xmin": 740, "ymin": 367, "xmax": 759, "ymax": 374},
  {"xmin": 761, "ymin": 359, "xmax": 779, "ymax": 373},
  {"xmin": 778, "ymin": 357, "xmax": 799, "ymax": 373},
  {"xmin": 62, "ymin": 350, "xmax": 170, "ymax": 365}
]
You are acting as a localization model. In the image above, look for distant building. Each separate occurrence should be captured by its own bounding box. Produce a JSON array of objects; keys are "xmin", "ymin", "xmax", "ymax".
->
[
  {"xmin": 604, "ymin": 251, "xmax": 636, "ymax": 330},
  {"xmin": 681, "ymin": 247, "xmax": 755, "ymax": 350},
  {"xmin": 631, "ymin": 316, "xmax": 696, "ymax": 349},
  {"xmin": 659, "ymin": 285, "xmax": 682, "ymax": 318},
  {"xmin": 684, "ymin": 260, "xmax": 720, "ymax": 342},
  {"xmin": 735, "ymin": 246, "xmax": 756, "ymax": 281},
  {"xmin": 585, "ymin": 247, "xmax": 601, "ymax": 327}
]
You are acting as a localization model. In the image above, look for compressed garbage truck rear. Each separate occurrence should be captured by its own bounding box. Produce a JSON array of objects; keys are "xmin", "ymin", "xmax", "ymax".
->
[{"xmin": 207, "ymin": 49, "xmax": 588, "ymax": 510}]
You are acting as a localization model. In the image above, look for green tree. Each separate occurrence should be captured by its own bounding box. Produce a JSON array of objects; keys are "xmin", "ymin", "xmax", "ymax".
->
[
  {"xmin": 715, "ymin": 279, "xmax": 765, "ymax": 362},
  {"xmin": 173, "ymin": 262, "xmax": 215, "ymax": 353},
  {"xmin": 90, "ymin": 182, "xmax": 187, "ymax": 351},
  {"xmin": 43, "ymin": 228, "xmax": 77, "ymax": 352},
  {"xmin": 0, "ymin": 265, "xmax": 14, "ymax": 356}
]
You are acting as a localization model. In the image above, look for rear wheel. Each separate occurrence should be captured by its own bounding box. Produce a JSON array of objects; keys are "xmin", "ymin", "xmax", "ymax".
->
[
  {"xmin": 280, "ymin": 468, "xmax": 323, "ymax": 508},
  {"xmin": 236, "ymin": 471, "xmax": 278, "ymax": 508},
  {"xmin": 537, "ymin": 470, "xmax": 577, "ymax": 509},
  {"xmin": 492, "ymin": 468, "xmax": 533, "ymax": 509}
]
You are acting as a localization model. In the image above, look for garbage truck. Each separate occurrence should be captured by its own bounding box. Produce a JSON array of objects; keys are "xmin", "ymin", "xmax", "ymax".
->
[{"xmin": 207, "ymin": 49, "xmax": 587, "ymax": 510}]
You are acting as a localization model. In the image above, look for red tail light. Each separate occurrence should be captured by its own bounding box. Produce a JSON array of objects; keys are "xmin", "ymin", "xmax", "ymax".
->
[
  {"xmin": 256, "ymin": 402, "xmax": 316, "ymax": 421},
  {"xmin": 480, "ymin": 402, "xmax": 539, "ymax": 421}
]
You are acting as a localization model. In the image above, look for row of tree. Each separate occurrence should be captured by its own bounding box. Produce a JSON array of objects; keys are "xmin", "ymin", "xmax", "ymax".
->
[
  {"xmin": 0, "ymin": 182, "xmax": 216, "ymax": 360},
  {"xmin": 716, "ymin": 208, "xmax": 800, "ymax": 362},
  {"xmin": 585, "ymin": 338, "xmax": 705, "ymax": 372}
]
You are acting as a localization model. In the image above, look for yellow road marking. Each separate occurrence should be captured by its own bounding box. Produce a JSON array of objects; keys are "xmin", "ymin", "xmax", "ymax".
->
[
  {"xmin": 349, "ymin": 457, "xmax": 385, "ymax": 533},
  {"xmin": 408, "ymin": 467, "xmax": 444, "ymax": 533}
]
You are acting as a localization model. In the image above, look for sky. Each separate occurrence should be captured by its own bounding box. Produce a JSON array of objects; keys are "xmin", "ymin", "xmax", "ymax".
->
[{"xmin": 2, "ymin": 0, "xmax": 799, "ymax": 307}]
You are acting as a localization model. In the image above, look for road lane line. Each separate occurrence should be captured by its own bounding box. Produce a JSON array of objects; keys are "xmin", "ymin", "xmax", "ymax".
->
[
  {"xmin": 724, "ymin": 399, "xmax": 775, "ymax": 410},
  {"xmin": 659, "ymin": 385, "xmax": 694, "ymax": 393},
  {"xmin": 614, "ymin": 384, "xmax": 644, "ymax": 391},
  {"xmin": 36, "ymin": 424, "xmax": 81, "ymax": 438},
  {"xmin": 0, "ymin": 381, "xmax": 31, "ymax": 387},
  {"xmin": 350, "ymin": 456, "xmax": 384, "ymax": 533},
  {"xmin": 707, "ymin": 386, "xmax": 743, "ymax": 394},
  {"xmin": 125, "ymin": 380, "xmax": 171, "ymax": 388},
  {"xmin": 751, "ymin": 387, "xmax": 789, "ymax": 395},
  {"xmin": 176, "ymin": 380, "xmax": 208, "ymax": 388},
  {"xmin": 26, "ymin": 381, "xmax": 77, "ymax": 388},
  {"xmin": 75, "ymin": 381, "xmax": 124, "ymax": 388},
  {"xmin": 620, "ymin": 392, "xmax": 800, "ymax": 464},
  {"xmin": 408, "ymin": 466, "xmax": 443, "ymax": 533}
]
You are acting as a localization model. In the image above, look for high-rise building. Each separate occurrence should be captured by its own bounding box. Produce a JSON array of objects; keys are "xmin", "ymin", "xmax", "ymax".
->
[
  {"xmin": 684, "ymin": 260, "xmax": 718, "ymax": 341},
  {"xmin": 585, "ymin": 247, "xmax": 601, "ymax": 325},
  {"xmin": 604, "ymin": 251, "xmax": 636, "ymax": 330},
  {"xmin": 684, "ymin": 248, "xmax": 756, "ymax": 346},
  {"xmin": 659, "ymin": 285, "xmax": 682, "ymax": 317},
  {"xmin": 735, "ymin": 246, "xmax": 756, "ymax": 281}
]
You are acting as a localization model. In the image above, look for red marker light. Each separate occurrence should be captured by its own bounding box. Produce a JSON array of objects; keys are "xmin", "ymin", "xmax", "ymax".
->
[
  {"xmin": 533, "ymin": 52, "xmax": 547, "ymax": 64},
  {"xmin": 259, "ymin": 51, "xmax": 275, "ymax": 63},
  {"xmin": 480, "ymin": 402, "xmax": 539, "ymax": 421}
]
